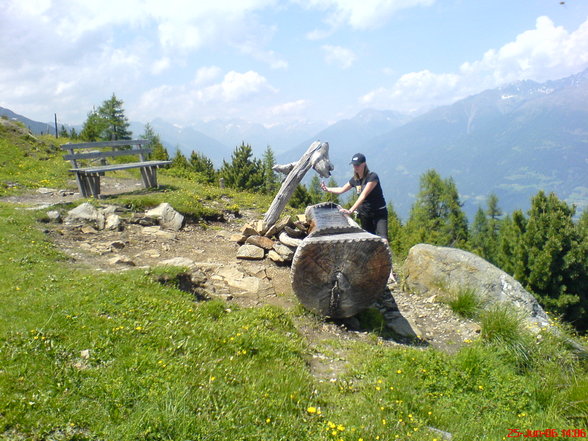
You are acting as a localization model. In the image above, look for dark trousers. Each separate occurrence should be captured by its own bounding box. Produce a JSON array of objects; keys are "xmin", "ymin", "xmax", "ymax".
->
[{"xmin": 359, "ymin": 209, "xmax": 388, "ymax": 240}]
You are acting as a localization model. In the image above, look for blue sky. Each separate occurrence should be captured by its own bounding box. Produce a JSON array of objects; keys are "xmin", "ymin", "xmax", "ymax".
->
[{"xmin": 1, "ymin": 0, "xmax": 588, "ymax": 128}]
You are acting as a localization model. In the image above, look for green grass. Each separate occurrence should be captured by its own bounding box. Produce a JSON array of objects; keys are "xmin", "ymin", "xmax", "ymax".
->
[
  {"xmin": 445, "ymin": 288, "xmax": 481, "ymax": 319},
  {"xmin": 0, "ymin": 124, "xmax": 70, "ymax": 195},
  {"xmin": 1, "ymin": 203, "xmax": 586, "ymax": 440},
  {"xmin": 1, "ymin": 126, "xmax": 587, "ymax": 440}
]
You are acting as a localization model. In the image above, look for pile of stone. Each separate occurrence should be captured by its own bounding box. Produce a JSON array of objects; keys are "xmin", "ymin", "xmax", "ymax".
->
[
  {"xmin": 231, "ymin": 214, "xmax": 309, "ymax": 264},
  {"xmin": 53, "ymin": 202, "xmax": 185, "ymax": 232}
]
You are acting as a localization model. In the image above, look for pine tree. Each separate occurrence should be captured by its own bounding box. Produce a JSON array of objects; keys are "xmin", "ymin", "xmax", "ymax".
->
[
  {"xmin": 484, "ymin": 193, "xmax": 502, "ymax": 263},
  {"xmin": 80, "ymin": 109, "xmax": 108, "ymax": 142},
  {"xmin": 308, "ymin": 176, "xmax": 323, "ymax": 204},
  {"xmin": 141, "ymin": 123, "xmax": 169, "ymax": 162},
  {"xmin": 190, "ymin": 150, "xmax": 216, "ymax": 183},
  {"xmin": 261, "ymin": 146, "xmax": 279, "ymax": 194},
  {"xmin": 470, "ymin": 206, "xmax": 490, "ymax": 258},
  {"xmin": 171, "ymin": 148, "xmax": 190, "ymax": 170},
  {"xmin": 325, "ymin": 177, "xmax": 340, "ymax": 204},
  {"xmin": 97, "ymin": 93, "xmax": 132, "ymax": 141},
  {"xmin": 59, "ymin": 125, "xmax": 68, "ymax": 138},
  {"xmin": 442, "ymin": 177, "xmax": 469, "ymax": 247},
  {"xmin": 289, "ymin": 184, "xmax": 312, "ymax": 209},
  {"xmin": 496, "ymin": 210, "xmax": 527, "ymax": 280},
  {"xmin": 522, "ymin": 191, "xmax": 587, "ymax": 325},
  {"xmin": 387, "ymin": 202, "xmax": 404, "ymax": 260},
  {"xmin": 404, "ymin": 169, "xmax": 468, "ymax": 248},
  {"xmin": 219, "ymin": 143, "xmax": 264, "ymax": 192}
]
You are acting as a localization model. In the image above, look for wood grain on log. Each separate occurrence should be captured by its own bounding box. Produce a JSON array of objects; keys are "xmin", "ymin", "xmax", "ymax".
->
[{"xmin": 291, "ymin": 203, "xmax": 392, "ymax": 318}]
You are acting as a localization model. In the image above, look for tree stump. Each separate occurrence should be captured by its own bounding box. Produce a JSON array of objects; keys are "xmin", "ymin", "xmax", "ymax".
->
[{"xmin": 291, "ymin": 202, "xmax": 392, "ymax": 318}]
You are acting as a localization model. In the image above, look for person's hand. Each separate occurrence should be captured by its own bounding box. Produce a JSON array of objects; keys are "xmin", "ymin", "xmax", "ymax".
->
[
  {"xmin": 340, "ymin": 208, "xmax": 352, "ymax": 215},
  {"xmin": 320, "ymin": 180, "xmax": 328, "ymax": 192}
]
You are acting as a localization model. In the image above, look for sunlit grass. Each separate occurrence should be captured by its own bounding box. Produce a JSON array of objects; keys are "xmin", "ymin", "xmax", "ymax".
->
[{"xmin": 1, "ymin": 125, "xmax": 587, "ymax": 439}]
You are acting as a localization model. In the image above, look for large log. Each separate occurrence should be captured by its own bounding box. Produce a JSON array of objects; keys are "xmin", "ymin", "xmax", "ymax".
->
[{"xmin": 291, "ymin": 203, "xmax": 392, "ymax": 318}]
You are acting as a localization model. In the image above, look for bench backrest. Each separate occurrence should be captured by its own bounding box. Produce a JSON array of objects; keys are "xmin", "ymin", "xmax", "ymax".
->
[{"xmin": 62, "ymin": 140, "xmax": 151, "ymax": 168}]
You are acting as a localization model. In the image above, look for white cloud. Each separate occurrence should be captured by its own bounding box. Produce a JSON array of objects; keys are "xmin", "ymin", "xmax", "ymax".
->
[
  {"xmin": 193, "ymin": 66, "xmax": 223, "ymax": 86},
  {"xmin": 137, "ymin": 70, "xmax": 276, "ymax": 123},
  {"xmin": 360, "ymin": 70, "xmax": 460, "ymax": 112},
  {"xmin": 460, "ymin": 16, "xmax": 588, "ymax": 84},
  {"xmin": 200, "ymin": 70, "xmax": 276, "ymax": 102},
  {"xmin": 151, "ymin": 57, "xmax": 171, "ymax": 75},
  {"xmin": 361, "ymin": 16, "xmax": 588, "ymax": 113},
  {"xmin": 271, "ymin": 99, "xmax": 309, "ymax": 116},
  {"xmin": 299, "ymin": 0, "xmax": 435, "ymax": 34},
  {"xmin": 322, "ymin": 45, "xmax": 357, "ymax": 69}
]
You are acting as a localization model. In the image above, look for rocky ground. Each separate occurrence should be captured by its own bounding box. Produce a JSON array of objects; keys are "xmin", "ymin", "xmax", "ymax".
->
[{"xmin": 2, "ymin": 177, "xmax": 481, "ymax": 380}]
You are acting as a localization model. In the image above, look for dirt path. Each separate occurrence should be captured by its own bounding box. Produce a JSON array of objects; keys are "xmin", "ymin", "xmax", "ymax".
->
[{"xmin": 2, "ymin": 177, "xmax": 481, "ymax": 379}]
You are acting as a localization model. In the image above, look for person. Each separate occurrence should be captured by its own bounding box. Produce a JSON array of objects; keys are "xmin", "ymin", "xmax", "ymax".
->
[
  {"xmin": 321, "ymin": 152, "xmax": 388, "ymax": 240},
  {"xmin": 322, "ymin": 152, "xmax": 398, "ymax": 329}
]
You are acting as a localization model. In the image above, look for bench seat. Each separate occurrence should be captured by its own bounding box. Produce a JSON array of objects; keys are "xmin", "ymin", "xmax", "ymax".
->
[
  {"xmin": 62, "ymin": 140, "xmax": 171, "ymax": 198},
  {"xmin": 70, "ymin": 160, "xmax": 172, "ymax": 174}
]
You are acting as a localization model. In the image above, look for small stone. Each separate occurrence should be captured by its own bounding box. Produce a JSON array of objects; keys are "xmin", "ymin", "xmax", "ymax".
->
[
  {"xmin": 246, "ymin": 235, "xmax": 275, "ymax": 250},
  {"xmin": 109, "ymin": 255, "xmax": 135, "ymax": 266},
  {"xmin": 236, "ymin": 244, "xmax": 265, "ymax": 260},
  {"xmin": 159, "ymin": 257, "xmax": 194, "ymax": 267}
]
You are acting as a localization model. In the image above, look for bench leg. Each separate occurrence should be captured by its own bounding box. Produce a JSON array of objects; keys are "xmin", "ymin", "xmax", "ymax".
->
[
  {"xmin": 140, "ymin": 166, "xmax": 158, "ymax": 188},
  {"xmin": 78, "ymin": 173, "xmax": 101, "ymax": 198},
  {"xmin": 75, "ymin": 173, "xmax": 90, "ymax": 198},
  {"xmin": 88, "ymin": 174, "xmax": 102, "ymax": 198}
]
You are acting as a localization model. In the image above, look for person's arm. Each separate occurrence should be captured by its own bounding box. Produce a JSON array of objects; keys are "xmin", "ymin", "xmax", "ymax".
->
[
  {"xmin": 340, "ymin": 180, "xmax": 377, "ymax": 215},
  {"xmin": 321, "ymin": 181, "xmax": 352, "ymax": 195}
]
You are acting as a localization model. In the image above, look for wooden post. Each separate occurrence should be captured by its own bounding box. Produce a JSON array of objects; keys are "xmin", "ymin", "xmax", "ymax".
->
[{"xmin": 263, "ymin": 141, "xmax": 333, "ymax": 227}]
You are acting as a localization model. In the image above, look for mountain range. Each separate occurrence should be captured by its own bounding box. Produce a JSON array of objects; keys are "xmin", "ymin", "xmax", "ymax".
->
[{"xmin": 2, "ymin": 68, "xmax": 587, "ymax": 220}]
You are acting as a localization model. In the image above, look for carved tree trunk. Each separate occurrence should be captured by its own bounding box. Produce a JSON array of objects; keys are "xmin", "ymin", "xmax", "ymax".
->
[
  {"xmin": 263, "ymin": 141, "xmax": 327, "ymax": 227},
  {"xmin": 291, "ymin": 203, "xmax": 392, "ymax": 318}
]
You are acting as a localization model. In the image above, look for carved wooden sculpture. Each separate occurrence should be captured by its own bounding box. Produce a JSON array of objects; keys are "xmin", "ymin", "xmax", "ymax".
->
[
  {"xmin": 263, "ymin": 141, "xmax": 333, "ymax": 227},
  {"xmin": 291, "ymin": 202, "xmax": 392, "ymax": 318}
]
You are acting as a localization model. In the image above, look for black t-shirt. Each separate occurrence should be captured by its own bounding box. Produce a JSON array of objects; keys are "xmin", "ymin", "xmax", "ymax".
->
[{"xmin": 348, "ymin": 171, "xmax": 386, "ymax": 217}]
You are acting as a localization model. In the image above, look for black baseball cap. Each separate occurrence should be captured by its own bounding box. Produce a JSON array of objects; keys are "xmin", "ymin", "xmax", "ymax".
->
[{"xmin": 350, "ymin": 153, "xmax": 366, "ymax": 165}]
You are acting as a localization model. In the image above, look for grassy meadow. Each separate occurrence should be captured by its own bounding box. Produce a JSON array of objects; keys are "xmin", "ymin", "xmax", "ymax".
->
[{"xmin": 0, "ymin": 121, "xmax": 587, "ymax": 440}]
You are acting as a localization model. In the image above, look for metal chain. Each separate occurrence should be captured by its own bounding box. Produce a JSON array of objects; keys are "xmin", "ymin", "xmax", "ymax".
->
[{"xmin": 329, "ymin": 273, "xmax": 341, "ymax": 315}]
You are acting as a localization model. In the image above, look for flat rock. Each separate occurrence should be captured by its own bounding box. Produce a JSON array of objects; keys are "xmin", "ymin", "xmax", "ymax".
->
[{"xmin": 236, "ymin": 244, "xmax": 265, "ymax": 260}]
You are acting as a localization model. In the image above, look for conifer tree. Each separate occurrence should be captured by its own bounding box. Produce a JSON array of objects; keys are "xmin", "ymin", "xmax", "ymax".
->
[
  {"xmin": 289, "ymin": 184, "xmax": 312, "ymax": 208},
  {"xmin": 387, "ymin": 202, "xmax": 404, "ymax": 259},
  {"xmin": 470, "ymin": 206, "xmax": 490, "ymax": 258},
  {"xmin": 190, "ymin": 150, "xmax": 216, "ymax": 183},
  {"xmin": 97, "ymin": 93, "xmax": 132, "ymax": 141},
  {"xmin": 484, "ymin": 193, "xmax": 502, "ymax": 263},
  {"xmin": 80, "ymin": 109, "xmax": 108, "ymax": 141},
  {"xmin": 171, "ymin": 148, "xmax": 190, "ymax": 170},
  {"xmin": 325, "ymin": 177, "xmax": 340, "ymax": 204},
  {"xmin": 496, "ymin": 209, "xmax": 527, "ymax": 280},
  {"xmin": 522, "ymin": 191, "xmax": 587, "ymax": 325},
  {"xmin": 308, "ymin": 176, "xmax": 323, "ymax": 204},
  {"xmin": 261, "ymin": 146, "xmax": 279, "ymax": 194},
  {"xmin": 219, "ymin": 143, "xmax": 263, "ymax": 191},
  {"xmin": 404, "ymin": 169, "xmax": 468, "ymax": 248},
  {"xmin": 442, "ymin": 177, "xmax": 469, "ymax": 247},
  {"xmin": 141, "ymin": 123, "xmax": 169, "ymax": 162},
  {"xmin": 59, "ymin": 125, "xmax": 68, "ymax": 138}
]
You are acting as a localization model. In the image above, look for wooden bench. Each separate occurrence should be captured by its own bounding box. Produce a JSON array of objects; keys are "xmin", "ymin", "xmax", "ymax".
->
[{"xmin": 62, "ymin": 140, "xmax": 171, "ymax": 198}]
